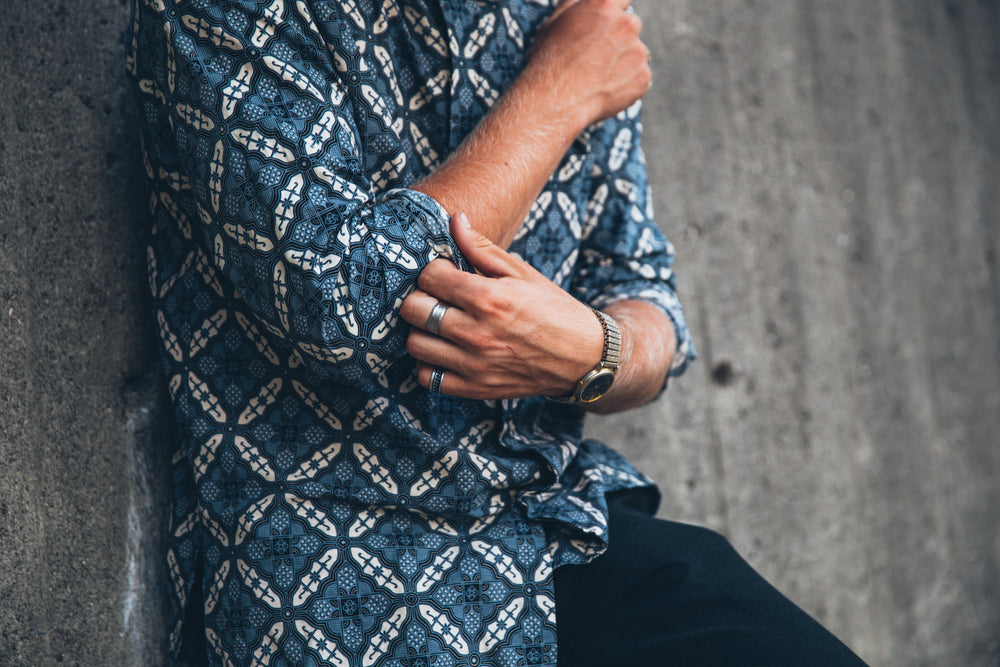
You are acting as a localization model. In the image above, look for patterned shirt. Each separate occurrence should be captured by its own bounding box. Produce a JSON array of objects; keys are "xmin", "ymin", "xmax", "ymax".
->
[{"xmin": 126, "ymin": 0, "xmax": 695, "ymax": 664}]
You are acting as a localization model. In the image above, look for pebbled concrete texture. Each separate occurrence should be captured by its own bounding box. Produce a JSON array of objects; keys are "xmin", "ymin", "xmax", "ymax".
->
[
  {"xmin": 0, "ymin": 0, "xmax": 173, "ymax": 664},
  {"xmin": 591, "ymin": 1, "xmax": 1000, "ymax": 665},
  {"xmin": 0, "ymin": 0, "xmax": 997, "ymax": 665}
]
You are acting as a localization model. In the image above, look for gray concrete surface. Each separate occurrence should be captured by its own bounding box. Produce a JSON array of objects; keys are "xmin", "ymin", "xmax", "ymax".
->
[
  {"xmin": 1, "ymin": 0, "xmax": 998, "ymax": 665},
  {"xmin": 0, "ymin": 1, "xmax": 172, "ymax": 664}
]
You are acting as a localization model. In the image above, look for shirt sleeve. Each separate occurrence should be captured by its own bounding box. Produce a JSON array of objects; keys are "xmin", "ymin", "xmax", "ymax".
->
[
  {"xmin": 126, "ymin": 0, "xmax": 457, "ymax": 384},
  {"xmin": 569, "ymin": 102, "xmax": 697, "ymax": 378}
]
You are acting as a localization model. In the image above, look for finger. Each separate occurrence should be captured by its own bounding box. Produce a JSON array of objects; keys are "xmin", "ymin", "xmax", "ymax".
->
[
  {"xmin": 408, "ymin": 330, "xmax": 475, "ymax": 375},
  {"xmin": 417, "ymin": 362, "xmax": 460, "ymax": 397},
  {"xmin": 451, "ymin": 212, "xmax": 520, "ymax": 279},
  {"xmin": 415, "ymin": 362, "xmax": 504, "ymax": 401},
  {"xmin": 616, "ymin": 0, "xmax": 634, "ymax": 11},
  {"xmin": 416, "ymin": 258, "xmax": 493, "ymax": 313},
  {"xmin": 399, "ymin": 288, "xmax": 431, "ymax": 328},
  {"xmin": 400, "ymin": 288, "xmax": 455, "ymax": 332}
]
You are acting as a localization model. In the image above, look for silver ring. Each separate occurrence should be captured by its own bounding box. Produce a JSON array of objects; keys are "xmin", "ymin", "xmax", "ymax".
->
[
  {"xmin": 429, "ymin": 367, "xmax": 445, "ymax": 394},
  {"xmin": 425, "ymin": 301, "xmax": 451, "ymax": 335}
]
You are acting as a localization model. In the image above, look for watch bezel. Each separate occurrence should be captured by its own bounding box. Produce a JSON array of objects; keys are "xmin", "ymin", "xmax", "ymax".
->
[{"xmin": 576, "ymin": 367, "xmax": 616, "ymax": 403}]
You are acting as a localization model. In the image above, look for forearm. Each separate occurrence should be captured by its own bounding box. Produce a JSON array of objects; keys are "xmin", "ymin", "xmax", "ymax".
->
[
  {"xmin": 586, "ymin": 300, "xmax": 676, "ymax": 414},
  {"xmin": 412, "ymin": 63, "xmax": 587, "ymax": 249},
  {"xmin": 413, "ymin": 0, "xmax": 649, "ymax": 249}
]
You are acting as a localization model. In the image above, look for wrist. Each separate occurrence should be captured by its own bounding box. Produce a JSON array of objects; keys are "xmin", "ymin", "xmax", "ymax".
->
[
  {"xmin": 567, "ymin": 302, "xmax": 607, "ymax": 386},
  {"xmin": 549, "ymin": 308, "xmax": 620, "ymax": 404}
]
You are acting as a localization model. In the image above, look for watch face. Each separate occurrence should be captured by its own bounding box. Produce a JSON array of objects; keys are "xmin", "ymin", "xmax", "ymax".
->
[{"xmin": 579, "ymin": 370, "xmax": 615, "ymax": 402}]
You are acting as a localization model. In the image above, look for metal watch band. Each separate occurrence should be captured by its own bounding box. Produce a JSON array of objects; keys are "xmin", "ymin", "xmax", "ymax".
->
[
  {"xmin": 593, "ymin": 309, "xmax": 621, "ymax": 369},
  {"xmin": 549, "ymin": 309, "xmax": 621, "ymax": 403}
]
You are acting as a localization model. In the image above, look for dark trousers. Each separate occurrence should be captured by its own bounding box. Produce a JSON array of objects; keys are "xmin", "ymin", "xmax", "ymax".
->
[{"xmin": 554, "ymin": 493, "xmax": 869, "ymax": 666}]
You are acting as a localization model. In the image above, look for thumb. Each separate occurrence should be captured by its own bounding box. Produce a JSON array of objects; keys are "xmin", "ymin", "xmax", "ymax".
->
[{"xmin": 451, "ymin": 212, "xmax": 517, "ymax": 278}]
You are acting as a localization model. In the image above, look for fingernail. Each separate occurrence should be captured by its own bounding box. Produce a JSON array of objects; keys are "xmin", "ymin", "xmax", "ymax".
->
[{"xmin": 457, "ymin": 212, "xmax": 471, "ymax": 228}]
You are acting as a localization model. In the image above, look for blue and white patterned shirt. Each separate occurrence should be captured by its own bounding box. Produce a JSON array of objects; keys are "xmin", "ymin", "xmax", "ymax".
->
[{"xmin": 126, "ymin": 0, "xmax": 695, "ymax": 664}]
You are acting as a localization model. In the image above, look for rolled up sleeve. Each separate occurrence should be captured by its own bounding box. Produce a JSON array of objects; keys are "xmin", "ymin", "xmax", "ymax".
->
[
  {"xmin": 570, "ymin": 103, "xmax": 697, "ymax": 378},
  {"xmin": 128, "ymin": 0, "xmax": 457, "ymax": 382}
]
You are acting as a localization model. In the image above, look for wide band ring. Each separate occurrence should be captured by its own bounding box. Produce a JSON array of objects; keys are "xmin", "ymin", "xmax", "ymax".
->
[
  {"xmin": 425, "ymin": 301, "xmax": 451, "ymax": 335},
  {"xmin": 429, "ymin": 367, "xmax": 445, "ymax": 394}
]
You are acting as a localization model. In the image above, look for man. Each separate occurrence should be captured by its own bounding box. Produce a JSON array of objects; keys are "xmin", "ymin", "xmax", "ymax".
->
[{"xmin": 127, "ymin": 0, "xmax": 865, "ymax": 664}]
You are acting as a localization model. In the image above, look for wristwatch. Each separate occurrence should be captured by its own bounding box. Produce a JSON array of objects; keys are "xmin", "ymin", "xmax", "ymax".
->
[{"xmin": 551, "ymin": 309, "xmax": 621, "ymax": 404}]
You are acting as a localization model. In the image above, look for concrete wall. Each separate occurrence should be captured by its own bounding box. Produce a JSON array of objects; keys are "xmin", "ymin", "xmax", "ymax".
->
[
  {"xmin": 1, "ymin": 1, "xmax": 998, "ymax": 665},
  {"xmin": 0, "ymin": 1, "xmax": 173, "ymax": 664}
]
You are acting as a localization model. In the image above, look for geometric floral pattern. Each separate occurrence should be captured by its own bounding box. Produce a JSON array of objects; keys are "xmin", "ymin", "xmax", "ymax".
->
[{"xmin": 125, "ymin": 0, "xmax": 695, "ymax": 664}]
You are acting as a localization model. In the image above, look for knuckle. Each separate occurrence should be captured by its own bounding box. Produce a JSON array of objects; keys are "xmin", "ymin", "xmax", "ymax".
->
[
  {"xmin": 480, "ymin": 378, "xmax": 506, "ymax": 398},
  {"xmin": 483, "ymin": 373, "xmax": 507, "ymax": 391},
  {"xmin": 466, "ymin": 331, "xmax": 495, "ymax": 354},
  {"xmin": 589, "ymin": 0, "xmax": 614, "ymax": 19},
  {"xmin": 448, "ymin": 324, "xmax": 472, "ymax": 348},
  {"xmin": 446, "ymin": 355, "xmax": 474, "ymax": 379},
  {"xmin": 638, "ymin": 66, "xmax": 652, "ymax": 89},
  {"xmin": 416, "ymin": 260, "xmax": 445, "ymax": 288},
  {"xmin": 405, "ymin": 333, "xmax": 423, "ymax": 358},
  {"xmin": 479, "ymin": 290, "xmax": 512, "ymax": 319},
  {"xmin": 468, "ymin": 386, "xmax": 490, "ymax": 401},
  {"xmin": 469, "ymin": 356, "xmax": 492, "ymax": 378},
  {"xmin": 399, "ymin": 297, "xmax": 417, "ymax": 323},
  {"xmin": 450, "ymin": 322, "xmax": 483, "ymax": 350}
]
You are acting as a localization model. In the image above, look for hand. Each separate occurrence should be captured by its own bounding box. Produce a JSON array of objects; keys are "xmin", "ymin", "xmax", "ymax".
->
[
  {"xmin": 526, "ymin": 0, "xmax": 651, "ymax": 128},
  {"xmin": 400, "ymin": 213, "xmax": 605, "ymax": 399}
]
